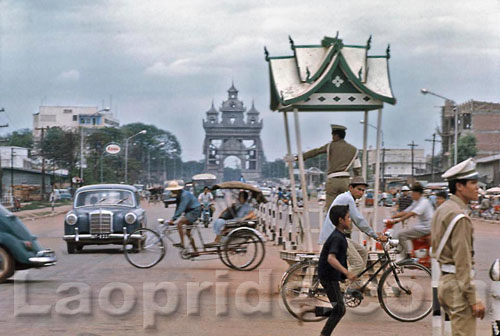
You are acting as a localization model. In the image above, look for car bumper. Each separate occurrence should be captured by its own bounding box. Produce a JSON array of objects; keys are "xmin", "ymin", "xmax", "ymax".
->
[
  {"xmin": 28, "ymin": 249, "xmax": 57, "ymax": 266},
  {"xmin": 63, "ymin": 233, "xmax": 143, "ymax": 243}
]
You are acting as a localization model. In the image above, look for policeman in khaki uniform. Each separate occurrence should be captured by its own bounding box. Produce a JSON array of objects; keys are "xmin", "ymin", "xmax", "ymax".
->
[
  {"xmin": 431, "ymin": 158, "xmax": 486, "ymax": 336},
  {"xmin": 301, "ymin": 124, "xmax": 361, "ymax": 210}
]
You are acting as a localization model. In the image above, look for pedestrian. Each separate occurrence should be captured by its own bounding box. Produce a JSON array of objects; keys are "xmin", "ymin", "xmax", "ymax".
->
[
  {"xmin": 49, "ymin": 190, "xmax": 56, "ymax": 213},
  {"xmin": 431, "ymin": 158, "xmax": 485, "ymax": 335},
  {"xmin": 397, "ymin": 186, "xmax": 412, "ymax": 211},
  {"xmin": 315, "ymin": 205, "xmax": 356, "ymax": 336},
  {"xmin": 299, "ymin": 124, "xmax": 361, "ymax": 210},
  {"xmin": 435, "ymin": 190, "xmax": 448, "ymax": 208}
]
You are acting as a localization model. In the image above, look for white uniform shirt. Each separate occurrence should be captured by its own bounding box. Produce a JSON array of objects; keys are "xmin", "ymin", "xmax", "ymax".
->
[
  {"xmin": 405, "ymin": 197, "xmax": 434, "ymax": 233},
  {"xmin": 198, "ymin": 192, "xmax": 214, "ymax": 204}
]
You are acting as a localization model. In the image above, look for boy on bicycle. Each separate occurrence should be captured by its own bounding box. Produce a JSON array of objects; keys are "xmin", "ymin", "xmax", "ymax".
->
[{"xmin": 316, "ymin": 205, "xmax": 357, "ymax": 336}]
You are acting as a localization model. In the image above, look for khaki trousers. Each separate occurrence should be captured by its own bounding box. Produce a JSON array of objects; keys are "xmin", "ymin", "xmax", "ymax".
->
[
  {"xmin": 438, "ymin": 274, "xmax": 476, "ymax": 336},
  {"xmin": 346, "ymin": 238, "xmax": 368, "ymax": 277},
  {"xmin": 325, "ymin": 177, "xmax": 350, "ymax": 211}
]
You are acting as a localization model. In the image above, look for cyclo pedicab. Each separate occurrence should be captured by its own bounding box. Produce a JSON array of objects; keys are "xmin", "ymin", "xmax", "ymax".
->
[
  {"xmin": 191, "ymin": 173, "xmax": 217, "ymax": 228},
  {"xmin": 124, "ymin": 181, "xmax": 266, "ymax": 271}
]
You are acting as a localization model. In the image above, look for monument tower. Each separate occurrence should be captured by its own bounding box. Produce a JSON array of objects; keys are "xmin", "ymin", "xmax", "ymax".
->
[{"xmin": 202, "ymin": 83, "xmax": 264, "ymax": 181}]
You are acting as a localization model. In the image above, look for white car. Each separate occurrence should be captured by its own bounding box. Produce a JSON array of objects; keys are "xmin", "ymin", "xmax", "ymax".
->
[
  {"xmin": 259, "ymin": 187, "xmax": 272, "ymax": 197},
  {"xmin": 318, "ymin": 191, "xmax": 326, "ymax": 202}
]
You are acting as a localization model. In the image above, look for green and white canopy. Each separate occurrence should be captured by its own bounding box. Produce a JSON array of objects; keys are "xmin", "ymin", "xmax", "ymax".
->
[{"xmin": 266, "ymin": 35, "xmax": 396, "ymax": 111}]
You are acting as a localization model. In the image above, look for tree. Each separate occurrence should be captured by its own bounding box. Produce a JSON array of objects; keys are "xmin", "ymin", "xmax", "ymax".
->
[
  {"xmin": 1, "ymin": 129, "xmax": 34, "ymax": 148},
  {"xmin": 41, "ymin": 127, "xmax": 80, "ymax": 177},
  {"xmin": 262, "ymin": 159, "xmax": 288, "ymax": 179},
  {"xmin": 452, "ymin": 135, "xmax": 477, "ymax": 163}
]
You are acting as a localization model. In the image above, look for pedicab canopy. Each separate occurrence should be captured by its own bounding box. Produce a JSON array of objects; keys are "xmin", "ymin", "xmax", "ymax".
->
[
  {"xmin": 265, "ymin": 34, "xmax": 396, "ymax": 111},
  {"xmin": 211, "ymin": 181, "xmax": 268, "ymax": 204}
]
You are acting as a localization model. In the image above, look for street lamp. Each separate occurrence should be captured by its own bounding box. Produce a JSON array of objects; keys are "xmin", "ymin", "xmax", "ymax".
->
[
  {"xmin": 420, "ymin": 88, "xmax": 458, "ymax": 165},
  {"xmin": 124, "ymin": 130, "xmax": 147, "ymax": 184},
  {"xmin": 148, "ymin": 141, "xmax": 165, "ymax": 185},
  {"xmin": 360, "ymin": 119, "xmax": 386, "ymax": 187},
  {"xmin": 360, "ymin": 119, "xmax": 384, "ymax": 147}
]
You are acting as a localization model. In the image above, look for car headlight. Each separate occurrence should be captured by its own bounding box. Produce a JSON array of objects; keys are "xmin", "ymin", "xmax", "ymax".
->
[
  {"xmin": 65, "ymin": 213, "xmax": 78, "ymax": 225},
  {"xmin": 124, "ymin": 212, "xmax": 137, "ymax": 225}
]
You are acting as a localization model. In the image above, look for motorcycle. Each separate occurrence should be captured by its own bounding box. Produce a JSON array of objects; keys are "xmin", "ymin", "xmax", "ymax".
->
[
  {"xmin": 201, "ymin": 202, "xmax": 212, "ymax": 228},
  {"xmin": 376, "ymin": 219, "xmax": 431, "ymax": 268}
]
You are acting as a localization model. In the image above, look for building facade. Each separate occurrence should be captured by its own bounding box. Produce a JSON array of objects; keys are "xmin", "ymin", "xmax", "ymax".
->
[
  {"xmin": 0, "ymin": 146, "xmax": 32, "ymax": 169},
  {"xmin": 33, "ymin": 106, "xmax": 119, "ymax": 138},
  {"xmin": 202, "ymin": 84, "xmax": 264, "ymax": 181},
  {"xmin": 440, "ymin": 100, "xmax": 500, "ymax": 167},
  {"xmin": 368, "ymin": 148, "xmax": 427, "ymax": 178}
]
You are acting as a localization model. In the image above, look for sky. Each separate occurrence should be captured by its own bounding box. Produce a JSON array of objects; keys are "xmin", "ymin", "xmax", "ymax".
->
[{"xmin": 1, "ymin": 0, "xmax": 500, "ymax": 163}]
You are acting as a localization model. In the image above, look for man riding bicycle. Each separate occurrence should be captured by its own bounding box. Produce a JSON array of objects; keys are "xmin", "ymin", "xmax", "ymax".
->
[
  {"xmin": 165, "ymin": 180, "xmax": 201, "ymax": 255},
  {"xmin": 197, "ymin": 186, "xmax": 215, "ymax": 218},
  {"xmin": 320, "ymin": 177, "xmax": 387, "ymax": 288}
]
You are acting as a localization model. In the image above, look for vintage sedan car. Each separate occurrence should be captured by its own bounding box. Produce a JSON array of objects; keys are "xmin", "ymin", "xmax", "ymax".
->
[
  {"xmin": 0, "ymin": 205, "xmax": 56, "ymax": 282},
  {"xmin": 63, "ymin": 184, "xmax": 146, "ymax": 254}
]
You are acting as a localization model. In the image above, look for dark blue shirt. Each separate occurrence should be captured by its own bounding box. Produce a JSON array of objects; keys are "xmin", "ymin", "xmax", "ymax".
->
[
  {"xmin": 318, "ymin": 228, "xmax": 348, "ymax": 281},
  {"xmin": 172, "ymin": 190, "xmax": 201, "ymax": 221}
]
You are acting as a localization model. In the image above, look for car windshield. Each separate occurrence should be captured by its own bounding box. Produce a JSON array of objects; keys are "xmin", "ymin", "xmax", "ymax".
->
[{"xmin": 75, "ymin": 190, "xmax": 135, "ymax": 207}]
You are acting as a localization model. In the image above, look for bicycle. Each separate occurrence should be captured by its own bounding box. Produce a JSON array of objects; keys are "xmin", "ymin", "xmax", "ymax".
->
[
  {"xmin": 124, "ymin": 218, "xmax": 265, "ymax": 271},
  {"xmin": 280, "ymin": 237, "xmax": 432, "ymax": 323}
]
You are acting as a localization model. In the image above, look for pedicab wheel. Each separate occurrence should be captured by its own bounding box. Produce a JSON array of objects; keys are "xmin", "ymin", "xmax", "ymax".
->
[
  {"xmin": 0, "ymin": 246, "xmax": 15, "ymax": 283},
  {"xmin": 124, "ymin": 228, "xmax": 165, "ymax": 269},
  {"xmin": 280, "ymin": 262, "xmax": 328, "ymax": 322},
  {"xmin": 378, "ymin": 261, "xmax": 432, "ymax": 322},
  {"xmin": 223, "ymin": 229, "xmax": 265, "ymax": 271},
  {"xmin": 217, "ymin": 245, "xmax": 233, "ymax": 269}
]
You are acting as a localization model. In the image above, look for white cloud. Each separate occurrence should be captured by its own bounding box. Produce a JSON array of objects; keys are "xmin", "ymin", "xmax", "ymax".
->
[{"xmin": 57, "ymin": 69, "xmax": 80, "ymax": 81}]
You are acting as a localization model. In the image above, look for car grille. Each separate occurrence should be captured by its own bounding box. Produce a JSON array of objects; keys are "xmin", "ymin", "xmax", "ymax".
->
[{"xmin": 89, "ymin": 210, "xmax": 113, "ymax": 234}]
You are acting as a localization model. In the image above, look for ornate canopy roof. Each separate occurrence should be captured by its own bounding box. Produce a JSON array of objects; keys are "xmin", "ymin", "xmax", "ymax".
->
[{"xmin": 265, "ymin": 34, "xmax": 396, "ymax": 112}]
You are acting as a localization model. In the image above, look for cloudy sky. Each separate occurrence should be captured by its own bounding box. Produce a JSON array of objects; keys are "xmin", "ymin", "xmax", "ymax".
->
[{"xmin": 1, "ymin": 0, "xmax": 499, "ymax": 162}]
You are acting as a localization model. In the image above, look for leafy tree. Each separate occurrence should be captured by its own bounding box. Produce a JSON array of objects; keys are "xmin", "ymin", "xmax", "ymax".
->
[
  {"xmin": 41, "ymin": 127, "xmax": 80, "ymax": 178},
  {"xmin": 262, "ymin": 159, "xmax": 288, "ymax": 178},
  {"xmin": 452, "ymin": 134, "xmax": 477, "ymax": 163},
  {"xmin": 1, "ymin": 129, "xmax": 34, "ymax": 148}
]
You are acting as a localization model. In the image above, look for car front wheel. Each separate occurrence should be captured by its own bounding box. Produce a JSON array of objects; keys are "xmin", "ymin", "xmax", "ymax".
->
[
  {"xmin": 0, "ymin": 246, "xmax": 15, "ymax": 282},
  {"xmin": 67, "ymin": 242, "xmax": 76, "ymax": 254}
]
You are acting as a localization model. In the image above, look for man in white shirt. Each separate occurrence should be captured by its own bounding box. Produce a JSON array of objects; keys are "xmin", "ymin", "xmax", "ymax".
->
[
  {"xmin": 197, "ymin": 187, "xmax": 215, "ymax": 217},
  {"xmin": 391, "ymin": 182, "xmax": 434, "ymax": 260},
  {"xmin": 320, "ymin": 177, "xmax": 386, "ymax": 280}
]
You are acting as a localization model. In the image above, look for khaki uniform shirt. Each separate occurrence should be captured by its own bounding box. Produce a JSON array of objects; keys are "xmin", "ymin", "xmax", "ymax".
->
[
  {"xmin": 431, "ymin": 194, "xmax": 477, "ymax": 305},
  {"xmin": 302, "ymin": 139, "xmax": 361, "ymax": 176}
]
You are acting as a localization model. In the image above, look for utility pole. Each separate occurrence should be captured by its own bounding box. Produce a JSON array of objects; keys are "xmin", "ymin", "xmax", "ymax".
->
[
  {"xmin": 35, "ymin": 127, "xmax": 47, "ymax": 200},
  {"xmin": 425, "ymin": 133, "xmax": 442, "ymax": 182},
  {"xmin": 381, "ymin": 148, "xmax": 386, "ymax": 191},
  {"xmin": 0, "ymin": 108, "xmax": 9, "ymax": 199},
  {"xmin": 407, "ymin": 141, "xmax": 419, "ymax": 180},
  {"xmin": 10, "ymin": 148, "xmax": 15, "ymax": 200}
]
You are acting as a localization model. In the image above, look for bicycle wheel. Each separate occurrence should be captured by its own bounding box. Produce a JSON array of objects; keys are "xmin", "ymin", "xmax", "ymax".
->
[
  {"xmin": 217, "ymin": 246, "xmax": 232, "ymax": 268},
  {"xmin": 378, "ymin": 261, "xmax": 432, "ymax": 322},
  {"xmin": 224, "ymin": 229, "xmax": 265, "ymax": 271},
  {"xmin": 124, "ymin": 228, "xmax": 166, "ymax": 269},
  {"xmin": 281, "ymin": 262, "xmax": 328, "ymax": 322}
]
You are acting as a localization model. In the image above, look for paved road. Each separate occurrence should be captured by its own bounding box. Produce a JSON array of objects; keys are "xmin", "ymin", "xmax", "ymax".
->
[{"xmin": 0, "ymin": 202, "xmax": 497, "ymax": 335}]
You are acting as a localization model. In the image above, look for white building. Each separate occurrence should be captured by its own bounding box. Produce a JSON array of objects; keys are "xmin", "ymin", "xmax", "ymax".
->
[
  {"xmin": 0, "ymin": 146, "xmax": 32, "ymax": 169},
  {"xmin": 368, "ymin": 148, "xmax": 427, "ymax": 178},
  {"xmin": 33, "ymin": 106, "xmax": 119, "ymax": 138}
]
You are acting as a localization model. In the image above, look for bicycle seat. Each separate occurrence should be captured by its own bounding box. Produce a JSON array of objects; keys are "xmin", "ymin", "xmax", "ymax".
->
[{"xmin": 224, "ymin": 220, "xmax": 257, "ymax": 229}]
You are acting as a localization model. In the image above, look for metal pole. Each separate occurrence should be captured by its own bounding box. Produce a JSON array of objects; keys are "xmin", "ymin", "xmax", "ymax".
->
[
  {"xmin": 283, "ymin": 112, "xmax": 299, "ymax": 250},
  {"xmin": 362, "ymin": 111, "xmax": 369, "ymax": 180},
  {"xmin": 10, "ymin": 148, "xmax": 14, "ymax": 200},
  {"xmin": 124, "ymin": 138, "xmax": 129, "ymax": 184},
  {"xmin": 80, "ymin": 127, "xmax": 84, "ymax": 181},
  {"xmin": 454, "ymin": 107, "xmax": 458, "ymax": 165},
  {"xmin": 372, "ymin": 109, "xmax": 383, "ymax": 240},
  {"xmin": 293, "ymin": 108, "xmax": 313, "ymax": 252},
  {"xmin": 147, "ymin": 150, "xmax": 151, "ymax": 186}
]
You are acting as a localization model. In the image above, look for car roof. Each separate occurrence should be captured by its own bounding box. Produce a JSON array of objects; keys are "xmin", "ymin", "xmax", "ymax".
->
[{"xmin": 76, "ymin": 184, "xmax": 137, "ymax": 193}]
